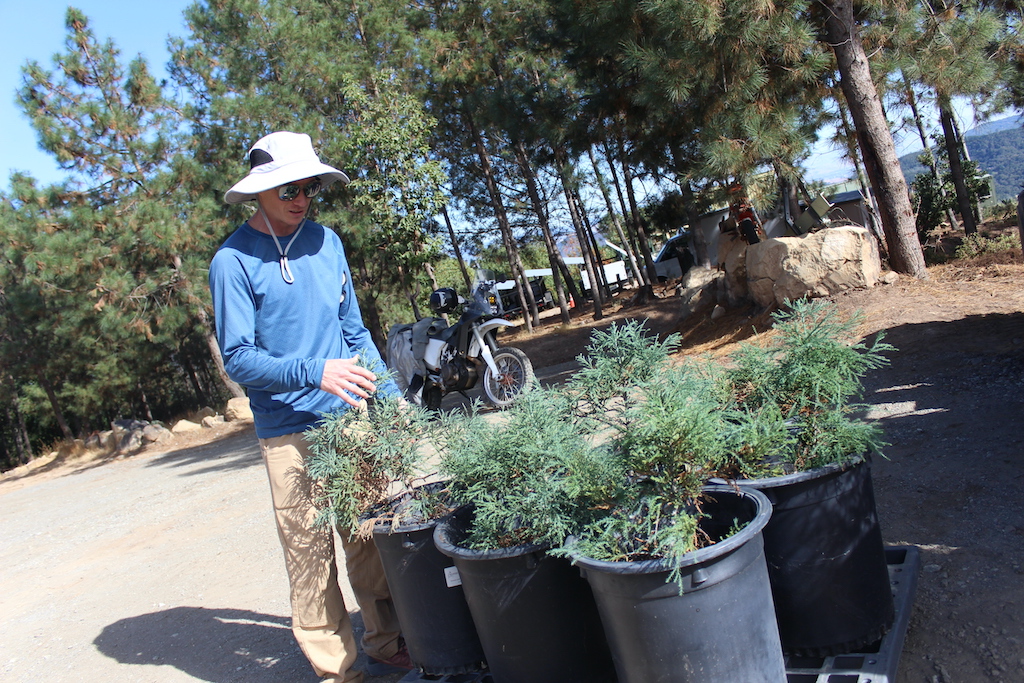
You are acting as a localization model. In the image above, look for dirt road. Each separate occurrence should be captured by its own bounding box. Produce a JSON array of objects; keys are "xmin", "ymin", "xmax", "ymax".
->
[{"xmin": 2, "ymin": 259, "xmax": 1024, "ymax": 683}]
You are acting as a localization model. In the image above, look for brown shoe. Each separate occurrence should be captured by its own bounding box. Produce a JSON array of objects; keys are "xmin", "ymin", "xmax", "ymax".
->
[{"xmin": 366, "ymin": 641, "xmax": 414, "ymax": 675}]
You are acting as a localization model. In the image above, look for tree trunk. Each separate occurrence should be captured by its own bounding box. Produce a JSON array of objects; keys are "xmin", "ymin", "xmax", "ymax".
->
[
  {"xmin": 440, "ymin": 204, "xmax": 474, "ymax": 294},
  {"xmin": 604, "ymin": 138, "xmax": 651, "ymax": 287},
  {"xmin": 514, "ymin": 140, "xmax": 573, "ymax": 324},
  {"xmin": 360, "ymin": 293, "xmax": 389, "ymax": 357},
  {"xmin": 464, "ymin": 106, "xmax": 535, "ymax": 332},
  {"xmin": 199, "ymin": 309, "xmax": 245, "ymax": 399},
  {"xmin": 949, "ymin": 110, "xmax": 983, "ymax": 223},
  {"xmin": 939, "ymin": 97, "xmax": 977, "ymax": 235},
  {"xmin": 619, "ymin": 144, "xmax": 660, "ymax": 286},
  {"xmin": 679, "ymin": 181, "xmax": 712, "ymax": 268},
  {"xmin": 556, "ymin": 150, "xmax": 604, "ymax": 319},
  {"xmin": 821, "ymin": 0, "xmax": 928, "ymax": 278},
  {"xmin": 837, "ymin": 97, "xmax": 887, "ymax": 252},
  {"xmin": 36, "ymin": 370, "xmax": 73, "ymax": 441},
  {"xmin": 181, "ymin": 355, "xmax": 206, "ymax": 406},
  {"xmin": 575, "ymin": 182, "xmax": 613, "ymax": 298},
  {"xmin": 138, "ymin": 381, "xmax": 154, "ymax": 422},
  {"xmin": 353, "ymin": 257, "xmax": 389, "ymax": 356},
  {"xmin": 904, "ymin": 78, "xmax": 959, "ymax": 231},
  {"xmin": 3, "ymin": 374, "xmax": 31, "ymax": 464},
  {"xmin": 589, "ymin": 147, "xmax": 642, "ymax": 288},
  {"xmin": 1017, "ymin": 190, "xmax": 1024, "ymax": 258}
]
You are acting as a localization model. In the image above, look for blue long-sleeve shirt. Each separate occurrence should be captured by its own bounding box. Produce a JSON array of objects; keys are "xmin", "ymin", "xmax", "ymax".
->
[{"xmin": 209, "ymin": 220, "xmax": 397, "ymax": 438}]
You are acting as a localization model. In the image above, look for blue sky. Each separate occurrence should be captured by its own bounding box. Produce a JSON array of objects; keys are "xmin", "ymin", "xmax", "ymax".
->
[
  {"xmin": 0, "ymin": 2, "xmax": 978, "ymax": 190},
  {"xmin": 0, "ymin": 1, "xmax": 193, "ymax": 187}
]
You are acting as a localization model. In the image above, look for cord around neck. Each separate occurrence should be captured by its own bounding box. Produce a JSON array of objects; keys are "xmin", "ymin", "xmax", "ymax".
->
[{"xmin": 256, "ymin": 205, "xmax": 305, "ymax": 284}]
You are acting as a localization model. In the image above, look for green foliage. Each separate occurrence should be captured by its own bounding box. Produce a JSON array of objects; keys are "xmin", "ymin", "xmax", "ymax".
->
[
  {"xmin": 569, "ymin": 320, "xmax": 681, "ymax": 413},
  {"xmin": 4, "ymin": 10, "xmax": 231, "ymax": 462},
  {"xmin": 565, "ymin": 328, "xmax": 734, "ymax": 576},
  {"xmin": 954, "ymin": 231, "xmax": 1023, "ymax": 259},
  {"xmin": 902, "ymin": 126, "xmax": 1024, "ymax": 205},
  {"xmin": 725, "ymin": 298, "xmax": 893, "ymax": 471},
  {"xmin": 908, "ymin": 136, "xmax": 993, "ymax": 238},
  {"xmin": 990, "ymin": 199, "xmax": 1019, "ymax": 223},
  {"xmin": 562, "ymin": 301, "xmax": 895, "ymax": 581},
  {"xmin": 567, "ymin": 496, "xmax": 701, "ymax": 569},
  {"xmin": 436, "ymin": 386, "xmax": 621, "ymax": 551},
  {"xmin": 306, "ymin": 380, "xmax": 439, "ymax": 537}
]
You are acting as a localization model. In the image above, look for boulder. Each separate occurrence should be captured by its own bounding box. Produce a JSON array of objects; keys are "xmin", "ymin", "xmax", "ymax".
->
[
  {"xmin": 676, "ymin": 267, "xmax": 722, "ymax": 320},
  {"xmin": 718, "ymin": 232, "xmax": 750, "ymax": 306},
  {"xmin": 84, "ymin": 433, "xmax": 104, "ymax": 451},
  {"xmin": 118, "ymin": 429, "xmax": 144, "ymax": 453},
  {"xmin": 142, "ymin": 424, "xmax": 173, "ymax": 443},
  {"xmin": 195, "ymin": 406, "xmax": 216, "ymax": 419},
  {"xmin": 172, "ymin": 419, "xmax": 202, "ymax": 434},
  {"xmin": 225, "ymin": 397, "xmax": 254, "ymax": 422},
  {"xmin": 202, "ymin": 415, "xmax": 225, "ymax": 428},
  {"xmin": 100, "ymin": 430, "xmax": 117, "ymax": 451},
  {"xmin": 745, "ymin": 227, "xmax": 881, "ymax": 308}
]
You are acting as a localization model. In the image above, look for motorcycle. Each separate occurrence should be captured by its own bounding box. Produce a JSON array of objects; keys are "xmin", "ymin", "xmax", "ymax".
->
[
  {"xmin": 472, "ymin": 279, "xmax": 504, "ymax": 316},
  {"xmin": 386, "ymin": 287, "xmax": 534, "ymax": 410}
]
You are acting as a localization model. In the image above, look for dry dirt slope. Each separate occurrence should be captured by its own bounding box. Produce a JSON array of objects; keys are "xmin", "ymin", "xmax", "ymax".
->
[{"xmin": 1, "ymin": 257, "xmax": 1023, "ymax": 683}]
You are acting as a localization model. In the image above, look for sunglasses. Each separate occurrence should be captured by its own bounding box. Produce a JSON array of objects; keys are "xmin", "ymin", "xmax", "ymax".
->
[{"xmin": 277, "ymin": 178, "xmax": 322, "ymax": 201}]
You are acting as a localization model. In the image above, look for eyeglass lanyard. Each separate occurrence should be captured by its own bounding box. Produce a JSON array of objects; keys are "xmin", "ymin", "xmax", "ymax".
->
[{"xmin": 258, "ymin": 206, "xmax": 304, "ymax": 284}]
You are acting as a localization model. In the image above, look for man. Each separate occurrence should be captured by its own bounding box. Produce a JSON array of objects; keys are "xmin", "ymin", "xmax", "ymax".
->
[{"xmin": 209, "ymin": 131, "xmax": 410, "ymax": 683}]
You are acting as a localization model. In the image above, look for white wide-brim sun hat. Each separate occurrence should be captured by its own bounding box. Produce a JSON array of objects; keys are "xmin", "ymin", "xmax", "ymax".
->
[{"xmin": 224, "ymin": 131, "xmax": 350, "ymax": 205}]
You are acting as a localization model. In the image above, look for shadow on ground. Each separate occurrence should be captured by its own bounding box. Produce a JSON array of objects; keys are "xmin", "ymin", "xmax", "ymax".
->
[
  {"xmin": 93, "ymin": 605, "xmax": 405, "ymax": 683},
  {"xmin": 144, "ymin": 427, "xmax": 262, "ymax": 476},
  {"xmin": 94, "ymin": 607, "xmax": 317, "ymax": 683}
]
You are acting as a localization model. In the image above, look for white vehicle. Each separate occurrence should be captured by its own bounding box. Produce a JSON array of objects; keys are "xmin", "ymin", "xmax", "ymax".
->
[{"xmin": 579, "ymin": 259, "xmax": 629, "ymax": 292}]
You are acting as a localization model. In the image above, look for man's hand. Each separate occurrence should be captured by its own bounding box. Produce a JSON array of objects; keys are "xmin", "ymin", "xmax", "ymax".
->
[{"xmin": 320, "ymin": 355, "xmax": 378, "ymax": 407}]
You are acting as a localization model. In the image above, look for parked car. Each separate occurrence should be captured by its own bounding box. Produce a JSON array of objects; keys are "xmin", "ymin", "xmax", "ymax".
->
[{"xmin": 654, "ymin": 232, "xmax": 695, "ymax": 281}]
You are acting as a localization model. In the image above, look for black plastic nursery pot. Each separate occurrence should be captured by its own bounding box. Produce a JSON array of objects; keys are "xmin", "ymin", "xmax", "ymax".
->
[
  {"xmin": 433, "ymin": 506, "xmax": 617, "ymax": 683},
  {"xmin": 569, "ymin": 485, "xmax": 785, "ymax": 683},
  {"xmin": 735, "ymin": 455, "xmax": 894, "ymax": 657},
  {"xmin": 371, "ymin": 492, "xmax": 485, "ymax": 675}
]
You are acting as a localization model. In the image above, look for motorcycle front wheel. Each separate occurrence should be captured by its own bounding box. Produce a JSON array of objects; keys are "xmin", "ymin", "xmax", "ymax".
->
[{"xmin": 482, "ymin": 347, "xmax": 534, "ymax": 408}]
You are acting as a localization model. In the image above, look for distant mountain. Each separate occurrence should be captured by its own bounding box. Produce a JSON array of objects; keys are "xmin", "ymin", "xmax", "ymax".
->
[
  {"xmin": 964, "ymin": 114, "xmax": 1024, "ymax": 138},
  {"xmin": 900, "ymin": 118, "xmax": 1024, "ymax": 201}
]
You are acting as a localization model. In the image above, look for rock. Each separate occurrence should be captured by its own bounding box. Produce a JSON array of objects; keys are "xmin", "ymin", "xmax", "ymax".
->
[
  {"xmin": 142, "ymin": 424, "xmax": 173, "ymax": 443},
  {"xmin": 677, "ymin": 268, "xmax": 722, "ymax": 320},
  {"xmin": 718, "ymin": 233, "xmax": 750, "ymax": 306},
  {"xmin": 880, "ymin": 271, "xmax": 900, "ymax": 285},
  {"xmin": 225, "ymin": 397, "xmax": 254, "ymax": 422},
  {"xmin": 171, "ymin": 419, "xmax": 202, "ymax": 434},
  {"xmin": 195, "ymin": 406, "xmax": 216, "ymax": 419},
  {"xmin": 100, "ymin": 430, "xmax": 117, "ymax": 450},
  {"xmin": 201, "ymin": 415, "xmax": 225, "ymax": 428},
  {"xmin": 745, "ymin": 226, "xmax": 881, "ymax": 307},
  {"xmin": 711, "ymin": 304, "xmax": 727, "ymax": 320},
  {"xmin": 112, "ymin": 419, "xmax": 148, "ymax": 434},
  {"xmin": 118, "ymin": 429, "xmax": 144, "ymax": 453}
]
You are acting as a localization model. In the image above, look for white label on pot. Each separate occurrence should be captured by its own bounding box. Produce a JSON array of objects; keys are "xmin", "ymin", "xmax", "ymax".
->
[{"xmin": 444, "ymin": 566, "xmax": 462, "ymax": 588}]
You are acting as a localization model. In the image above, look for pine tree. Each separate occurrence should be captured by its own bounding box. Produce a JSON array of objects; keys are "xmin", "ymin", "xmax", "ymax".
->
[
  {"xmin": 171, "ymin": 0, "xmax": 446, "ymax": 346},
  {"xmin": 817, "ymin": 0, "xmax": 929, "ymax": 278},
  {"xmin": 8, "ymin": 10, "xmax": 235, "ymax": 447}
]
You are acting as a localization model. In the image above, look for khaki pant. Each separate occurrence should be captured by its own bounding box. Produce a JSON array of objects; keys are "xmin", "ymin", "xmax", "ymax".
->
[{"xmin": 260, "ymin": 432, "xmax": 402, "ymax": 683}]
